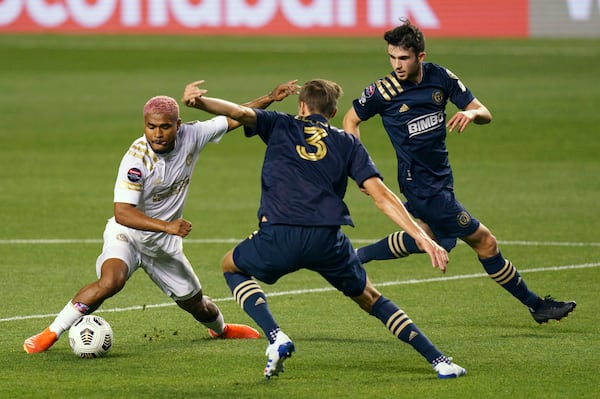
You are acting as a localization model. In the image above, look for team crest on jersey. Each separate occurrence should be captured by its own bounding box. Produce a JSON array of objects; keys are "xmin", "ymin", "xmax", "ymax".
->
[
  {"xmin": 431, "ymin": 89, "xmax": 444, "ymax": 105},
  {"xmin": 456, "ymin": 211, "xmax": 471, "ymax": 227},
  {"xmin": 186, "ymin": 153, "xmax": 193, "ymax": 166},
  {"xmin": 127, "ymin": 168, "xmax": 142, "ymax": 182},
  {"xmin": 358, "ymin": 84, "xmax": 376, "ymax": 105}
]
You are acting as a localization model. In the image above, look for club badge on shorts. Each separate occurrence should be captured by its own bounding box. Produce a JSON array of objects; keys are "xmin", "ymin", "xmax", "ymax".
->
[{"xmin": 457, "ymin": 211, "xmax": 471, "ymax": 227}]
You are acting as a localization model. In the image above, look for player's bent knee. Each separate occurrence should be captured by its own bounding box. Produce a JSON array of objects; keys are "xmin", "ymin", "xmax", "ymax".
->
[
  {"xmin": 352, "ymin": 284, "xmax": 381, "ymax": 313},
  {"xmin": 221, "ymin": 249, "xmax": 239, "ymax": 273},
  {"xmin": 97, "ymin": 276, "xmax": 126, "ymax": 296},
  {"xmin": 475, "ymin": 234, "xmax": 498, "ymax": 259}
]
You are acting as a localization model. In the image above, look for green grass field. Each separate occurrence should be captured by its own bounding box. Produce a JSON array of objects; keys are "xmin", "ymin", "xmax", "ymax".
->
[{"xmin": 1, "ymin": 34, "xmax": 599, "ymax": 399}]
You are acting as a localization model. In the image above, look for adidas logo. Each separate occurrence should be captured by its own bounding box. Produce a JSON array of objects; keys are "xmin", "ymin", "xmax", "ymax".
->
[
  {"xmin": 408, "ymin": 331, "xmax": 419, "ymax": 341},
  {"xmin": 399, "ymin": 104, "xmax": 409, "ymax": 113},
  {"xmin": 255, "ymin": 298, "xmax": 266, "ymax": 306}
]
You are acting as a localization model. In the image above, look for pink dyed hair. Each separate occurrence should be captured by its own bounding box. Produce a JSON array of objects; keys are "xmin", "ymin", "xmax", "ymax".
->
[{"xmin": 143, "ymin": 95, "xmax": 180, "ymax": 119}]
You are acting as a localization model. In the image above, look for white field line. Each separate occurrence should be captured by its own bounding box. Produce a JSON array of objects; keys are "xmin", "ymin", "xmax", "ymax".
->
[{"xmin": 2, "ymin": 262, "xmax": 598, "ymax": 324}]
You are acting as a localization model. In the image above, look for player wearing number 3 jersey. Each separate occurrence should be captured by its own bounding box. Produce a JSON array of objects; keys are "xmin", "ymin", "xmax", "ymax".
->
[
  {"xmin": 23, "ymin": 80, "xmax": 300, "ymax": 354},
  {"xmin": 184, "ymin": 78, "xmax": 466, "ymax": 379}
]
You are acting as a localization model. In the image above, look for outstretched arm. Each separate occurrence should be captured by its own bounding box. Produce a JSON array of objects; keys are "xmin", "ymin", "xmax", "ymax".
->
[
  {"xmin": 446, "ymin": 98, "xmax": 492, "ymax": 133},
  {"xmin": 201, "ymin": 96, "xmax": 257, "ymax": 127},
  {"xmin": 361, "ymin": 176, "xmax": 449, "ymax": 272},
  {"xmin": 242, "ymin": 79, "xmax": 300, "ymax": 108},
  {"xmin": 182, "ymin": 79, "xmax": 299, "ymax": 131}
]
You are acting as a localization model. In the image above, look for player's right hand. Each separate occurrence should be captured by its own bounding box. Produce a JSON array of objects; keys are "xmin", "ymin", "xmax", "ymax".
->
[
  {"xmin": 420, "ymin": 238, "xmax": 448, "ymax": 273},
  {"xmin": 269, "ymin": 80, "xmax": 300, "ymax": 102},
  {"xmin": 167, "ymin": 218, "xmax": 192, "ymax": 237}
]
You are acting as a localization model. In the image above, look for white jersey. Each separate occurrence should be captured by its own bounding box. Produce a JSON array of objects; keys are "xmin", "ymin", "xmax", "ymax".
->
[{"xmin": 112, "ymin": 116, "xmax": 228, "ymax": 256}]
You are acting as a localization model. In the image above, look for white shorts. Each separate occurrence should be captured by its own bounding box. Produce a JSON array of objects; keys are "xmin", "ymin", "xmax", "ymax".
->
[{"xmin": 95, "ymin": 219, "xmax": 202, "ymax": 301}]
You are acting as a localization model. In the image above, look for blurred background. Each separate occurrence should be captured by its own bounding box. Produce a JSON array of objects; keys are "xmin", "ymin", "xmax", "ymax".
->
[{"xmin": 1, "ymin": 0, "xmax": 599, "ymax": 38}]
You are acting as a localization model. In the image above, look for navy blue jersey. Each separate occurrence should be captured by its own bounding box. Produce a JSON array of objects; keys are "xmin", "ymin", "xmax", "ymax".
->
[
  {"xmin": 244, "ymin": 109, "xmax": 381, "ymax": 227},
  {"xmin": 352, "ymin": 62, "xmax": 474, "ymax": 198}
]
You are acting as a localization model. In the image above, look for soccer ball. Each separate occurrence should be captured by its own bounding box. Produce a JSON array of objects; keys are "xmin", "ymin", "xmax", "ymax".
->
[{"xmin": 68, "ymin": 315, "xmax": 113, "ymax": 358}]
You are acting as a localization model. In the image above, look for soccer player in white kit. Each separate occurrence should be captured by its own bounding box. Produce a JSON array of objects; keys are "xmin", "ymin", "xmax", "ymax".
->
[{"xmin": 24, "ymin": 80, "xmax": 300, "ymax": 354}]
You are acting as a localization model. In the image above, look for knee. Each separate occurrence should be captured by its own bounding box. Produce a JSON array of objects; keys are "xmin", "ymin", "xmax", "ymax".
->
[
  {"xmin": 221, "ymin": 249, "xmax": 237, "ymax": 273},
  {"xmin": 353, "ymin": 282, "xmax": 381, "ymax": 313},
  {"xmin": 482, "ymin": 230, "xmax": 498, "ymax": 253},
  {"xmin": 97, "ymin": 259, "xmax": 128, "ymax": 295},
  {"xmin": 472, "ymin": 226, "xmax": 498, "ymax": 258},
  {"xmin": 95, "ymin": 283, "xmax": 123, "ymax": 301},
  {"xmin": 97, "ymin": 273, "xmax": 127, "ymax": 297}
]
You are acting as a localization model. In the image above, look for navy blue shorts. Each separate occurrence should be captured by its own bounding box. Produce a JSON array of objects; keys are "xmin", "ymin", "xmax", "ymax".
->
[
  {"xmin": 404, "ymin": 188, "xmax": 480, "ymax": 252},
  {"xmin": 232, "ymin": 222, "xmax": 367, "ymax": 297}
]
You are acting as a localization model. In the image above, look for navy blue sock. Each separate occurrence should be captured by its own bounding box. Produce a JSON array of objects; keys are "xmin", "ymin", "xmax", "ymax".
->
[
  {"xmin": 224, "ymin": 272, "xmax": 279, "ymax": 343},
  {"xmin": 357, "ymin": 231, "xmax": 423, "ymax": 264},
  {"xmin": 370, "ymin": 296, "xmax": 442, "ymax": 363},
  {"xmin": 479, "ymin": 252, "xmax": 541, "ymax": 308}
]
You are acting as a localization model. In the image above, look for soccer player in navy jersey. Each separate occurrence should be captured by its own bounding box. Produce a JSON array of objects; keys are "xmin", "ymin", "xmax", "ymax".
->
[
  {"xmin": 342, "ymin": 19, "xmax": 575, "ymax": 324},
  {"xmin": 183, "ymin": 78, "xmax": 466, "ymax": 379}
]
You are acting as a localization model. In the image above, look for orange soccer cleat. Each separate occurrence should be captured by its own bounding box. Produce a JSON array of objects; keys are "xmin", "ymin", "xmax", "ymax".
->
[
  {"xmin": 23, "ymin": 328, "xmax": 58, "ymax": 354},
  {"xmin": 208, "ymin": 323, "xmax": 260, "ymax": 339}
]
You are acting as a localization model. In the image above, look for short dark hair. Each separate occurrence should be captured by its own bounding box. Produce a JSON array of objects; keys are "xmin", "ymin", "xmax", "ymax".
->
[
  {"xmin": 384, "ymin": 18, "xmax": 425, "ymax": 54},
  {"xmin": 299, "ymin": 79, "xmax": 343, "ymax": 118}
]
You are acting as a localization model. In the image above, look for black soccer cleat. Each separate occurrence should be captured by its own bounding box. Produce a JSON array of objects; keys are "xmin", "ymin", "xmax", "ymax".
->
[{"xmin": 529, "ymin": 295, "xmax": 576, "ymax": 324}]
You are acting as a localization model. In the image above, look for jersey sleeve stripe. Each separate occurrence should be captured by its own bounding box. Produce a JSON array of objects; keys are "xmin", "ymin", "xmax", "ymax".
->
[{"xmin": 376, "ymin": 74, "xmax": 404, "ymax": 101}]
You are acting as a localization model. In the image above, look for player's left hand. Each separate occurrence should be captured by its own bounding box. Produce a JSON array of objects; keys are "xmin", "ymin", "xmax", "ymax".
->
[
  {"xmin": 418, "ymin": 236, "xmax": 449, "ymax": 273},
  {"xmin": 182, "ymin": 80, "xmax": 208, "ymax": 107},
  {"xmin": 446, "ymin": 110, "xmax": 475, "ymax": 133},
  {"xmin": 269, "ymin": 80, "xmax": 301, "ymax": 102}
]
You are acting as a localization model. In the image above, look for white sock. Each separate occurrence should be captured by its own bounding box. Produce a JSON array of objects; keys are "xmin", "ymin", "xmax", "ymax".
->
[
  {"xmin": 49, "ymin": 301, "xmax": 84, "ymax": 337},
  {"xmin": 201, "ymin": 311, "xmax": 225, "ymax": 335}
]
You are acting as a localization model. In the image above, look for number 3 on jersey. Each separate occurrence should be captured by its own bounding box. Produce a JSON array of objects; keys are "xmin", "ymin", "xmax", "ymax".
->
[{"xmin": 296, "ymin": 126, "xmax": 328, "ymax": 161}]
